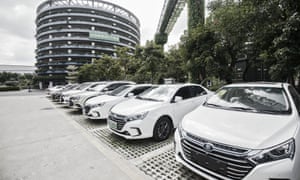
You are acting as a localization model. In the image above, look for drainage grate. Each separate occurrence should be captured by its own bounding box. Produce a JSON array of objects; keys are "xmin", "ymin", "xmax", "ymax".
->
[
  {"xmin": 93, "ymin": 128, "xmax": 173, "ymax": 160},
  {"xmin": 138, "ymin": 149, "xmax": 205, "ymax": 180}
]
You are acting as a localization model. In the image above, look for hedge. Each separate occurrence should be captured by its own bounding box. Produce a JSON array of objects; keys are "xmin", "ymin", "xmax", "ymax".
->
[{"xmin": 0, "ymin": 86, "xmax": 20, "ymax": 91}]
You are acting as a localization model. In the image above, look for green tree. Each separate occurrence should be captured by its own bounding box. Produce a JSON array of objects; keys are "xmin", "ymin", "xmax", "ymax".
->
[
  {"xmin": 164, "ymin": 45, "xmax": 187, "ymax": 82},
  {"xmin": 116, "ymin": 47, "xmax": 132, "ymax": 80},
  {"xmin": 136, "ymin": 41, "xmax": 165, "ymax": 83},
  {"xmin": 78, "ymin": 55, "xmax": 122, "ymax": 82}
]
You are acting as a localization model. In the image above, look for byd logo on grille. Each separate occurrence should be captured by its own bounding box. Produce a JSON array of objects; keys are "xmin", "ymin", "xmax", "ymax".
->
[{"xmin": 203, "ymin": 143, "xmax": 214, "ymax": 153}]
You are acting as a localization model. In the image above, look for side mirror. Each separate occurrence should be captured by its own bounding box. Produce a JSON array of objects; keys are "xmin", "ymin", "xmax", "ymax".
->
[
  {"xmin": 173, "ymin": 96, "xmax": 183, "ymax": 103},
  {"xmin": 126, "ymin": 93, "xmax": 134, "ymax": 97}
]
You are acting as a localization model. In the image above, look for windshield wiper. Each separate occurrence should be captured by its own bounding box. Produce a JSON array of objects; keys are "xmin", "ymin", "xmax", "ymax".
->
[
  {"xmin": 229, "ymin": 106, "xmax": 257, "ymax": 112},
  {"xmin": 206, "ymin": 103, "xmax": 223, "ymax": 108},
  {"xmin": 258, "ymin": 109, "xmax": 290, "ymax": 114}
]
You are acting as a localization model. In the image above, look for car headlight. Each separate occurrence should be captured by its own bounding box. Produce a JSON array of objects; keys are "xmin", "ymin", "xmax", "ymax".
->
[
  {"xmin": 178, "ymin": 122, "xmax": 187, "ymax": 138},
  {"xmin": 126, "ymin": 112, "xmax": 148, "ymax": 121},
  {"xmin": 249, "ymin": 139, "xmax": 295, "ymax": 165}
]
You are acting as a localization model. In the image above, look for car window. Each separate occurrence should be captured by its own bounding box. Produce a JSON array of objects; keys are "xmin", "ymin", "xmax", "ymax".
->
[
  {"xmin": 105, "ymin": 83, "xmax": 128, "ymax": 91},
  {"xmin": 110, "ymin": 85, "xmax": 131, "ymax": 96},
  {"xmin": 174, "ymin": 87, "xmax": 192, "ymax": 100},
  {"xmin": 190, "ymin": 86, "xmax": 206, "ymax": 97},
  {"xmin": 288, "ymin": 86, "xmax": 300, "ymax": 113},
  {"xmin": 129, "ymin": 86, "xmax": 151, "ymax": 96}
]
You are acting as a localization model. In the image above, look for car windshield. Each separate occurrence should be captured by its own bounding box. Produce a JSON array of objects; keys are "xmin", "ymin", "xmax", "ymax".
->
[
  {"xmin": 88, "ymin": 83, "xmax": 107, "ymax": 91},
  {"xmin": 109, "ymin": 85, "xmax": 131, "ymax": 96},
  {"xmin": 76, "ymin": 83, "xmax": 91, "ymax": 90},
  {"xmin": 205, "ymin": 86, "xmax": 290, "ymax": 114},
  {"xmin": 137, "ymin": 86, "xmax": 176, "ymax": 102}
]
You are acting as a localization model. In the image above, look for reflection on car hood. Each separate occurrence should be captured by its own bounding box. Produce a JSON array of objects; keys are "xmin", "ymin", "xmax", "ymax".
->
[
  {"xmin": 62, "ymin": 90, "xmax": 82, "ymax": 96},
  {"xmin": 76, "ymin": 91, "xmax": 99, "ymax": 97},
  {"xmin": 85, "ymin": 95, "xmax": 120, "ymax": 105},
  {"xmin": 111, "ymin": 98, "xmax": 164, "ymax": 115},
  {"xmin": 182, "ymin": 106, "xmax": 298, "ymax": 149}
]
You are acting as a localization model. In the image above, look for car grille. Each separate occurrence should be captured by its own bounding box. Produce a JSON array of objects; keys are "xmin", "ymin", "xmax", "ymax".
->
[
  {"xmin": 108, "ymin": 112, "xmax": 127, "ymax": 130},
  {"xmin": 181, "ymin": 133, "xmax": 255, "ymax": 180}
]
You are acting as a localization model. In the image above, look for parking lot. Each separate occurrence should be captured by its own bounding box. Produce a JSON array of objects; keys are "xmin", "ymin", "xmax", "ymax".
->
[
  {"xmin": 0, "ymin": 91, "xmax": 204, "ymax": 180},
  {"xmin": 54, "ymin": 101, "xmax": 204, "ymax": 180}
]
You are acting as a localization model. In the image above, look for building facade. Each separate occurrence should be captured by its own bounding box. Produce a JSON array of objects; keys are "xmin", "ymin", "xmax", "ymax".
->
[{"xmin": 35, "ymin": 0, "xmax": 140, "ymax": 87}]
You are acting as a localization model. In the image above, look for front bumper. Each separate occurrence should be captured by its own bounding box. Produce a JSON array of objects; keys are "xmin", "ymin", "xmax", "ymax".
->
[
  {"xmin": 84, "ymin": 106, "xmax": 110, "ymax": 120},
  {"xmin": 174, "ymin": 130, "xmax": 298, "ymax": 180},
  {"xmin": 107, "ymin": 117, "xmax": 155, "ymax": 140}
]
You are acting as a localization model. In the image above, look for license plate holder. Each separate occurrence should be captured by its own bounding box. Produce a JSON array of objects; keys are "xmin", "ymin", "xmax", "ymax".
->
[{"xmin": 191, "ymin": 151, "xmax": 227, "ymax": 172}]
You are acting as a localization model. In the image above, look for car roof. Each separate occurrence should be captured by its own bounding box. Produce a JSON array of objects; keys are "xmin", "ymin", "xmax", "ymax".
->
[
  {"xmin": 157, "ymin": 83, "xmax": 202, "ymax": 88},
  {"xmin": 224, "ymin": 82, "xmax": 287, "ymax": 88}
]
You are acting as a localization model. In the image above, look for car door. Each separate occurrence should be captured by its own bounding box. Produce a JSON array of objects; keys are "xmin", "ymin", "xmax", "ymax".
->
[
  {"xmin": 171, "ymin": 86, "xmax": 195, "ymax": 127},
  {"xmin": 189, "ymin": 85, "xmax": 208, "ymax": 107}
]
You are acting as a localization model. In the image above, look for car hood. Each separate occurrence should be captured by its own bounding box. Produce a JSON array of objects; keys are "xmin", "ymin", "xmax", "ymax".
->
[
  {"xmin": 86, "ymin": 95, "xmax": 120, "ymax": 105},
  {"xmin": 111, "ymin": 98, "xmax": 164, "ymax": 115},
  {"xmin": 182, "ymin": 106, "xmax": 298, "ymax": 149},
  {"xmin": 76, "ymin": 91, "xmax": 99, "ymax": 97},
  {"xmin": 62, "ymin": 90, "xmax": 82, "ymax": 96}
]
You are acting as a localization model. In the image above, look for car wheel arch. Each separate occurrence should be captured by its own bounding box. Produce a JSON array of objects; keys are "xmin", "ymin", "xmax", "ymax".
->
[{"xmin": 152, "ymin": 115, "xmax": 174, "ymax": 141}]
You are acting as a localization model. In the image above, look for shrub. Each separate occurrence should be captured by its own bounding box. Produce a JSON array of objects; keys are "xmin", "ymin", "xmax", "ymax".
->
[{"xmin": 0, "ymin": 86, "xmax": 20, "ymax": 91}]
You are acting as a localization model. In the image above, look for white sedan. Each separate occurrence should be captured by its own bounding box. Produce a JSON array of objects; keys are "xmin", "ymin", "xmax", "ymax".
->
[
  {"xmin": 69, "ymin": 81, "xmax": 135, "ymax": 109},
  {"xmin": 83, "ymin": 84, "xmax": 152, "ymax": 120},
  {"xmin": 108, "ymin": 84, "xmax": 213, "ymax": 141},
  {"xmin": 175, "ymin": 82, "xmax": 300, "ymax": 180}
]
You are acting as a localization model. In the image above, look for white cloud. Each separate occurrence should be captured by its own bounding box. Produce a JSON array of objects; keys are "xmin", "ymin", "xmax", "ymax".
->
[{"xmin": 0, "ymin": 33, "xmax": 36, "ymax": 65}]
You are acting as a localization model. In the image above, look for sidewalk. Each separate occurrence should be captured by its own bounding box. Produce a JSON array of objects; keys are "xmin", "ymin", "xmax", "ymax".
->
[{"xmin": 0, "ymin": 94, "xmax": 134, "ymax": 180}]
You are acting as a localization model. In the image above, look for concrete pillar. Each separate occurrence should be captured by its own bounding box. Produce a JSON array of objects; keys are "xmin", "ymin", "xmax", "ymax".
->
[{"xmin": 39, "ymin": 82, "xmax": 43, "ymax": 89}]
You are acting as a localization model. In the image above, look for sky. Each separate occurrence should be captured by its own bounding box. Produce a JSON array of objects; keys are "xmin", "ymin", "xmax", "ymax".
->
[{"xmin": 0, "ymin": 0, "xmax": 188, "ymax": 66}]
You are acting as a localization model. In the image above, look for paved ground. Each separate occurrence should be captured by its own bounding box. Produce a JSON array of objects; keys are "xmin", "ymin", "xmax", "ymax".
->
[{"xmin": 0, "ymin": 90, "xmax": 150, "ymax": 180}]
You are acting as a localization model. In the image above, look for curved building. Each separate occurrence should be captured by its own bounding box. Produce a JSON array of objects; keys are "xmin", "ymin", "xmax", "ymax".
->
[{"xmin": 35, "ymin": 0, "xmax": 140, "ymax": 87}]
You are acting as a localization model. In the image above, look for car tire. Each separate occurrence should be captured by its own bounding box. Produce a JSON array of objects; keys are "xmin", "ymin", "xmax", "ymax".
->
[{"xmin": 153, "ymin": 117, "xmax": 173, "ymax": 141}]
